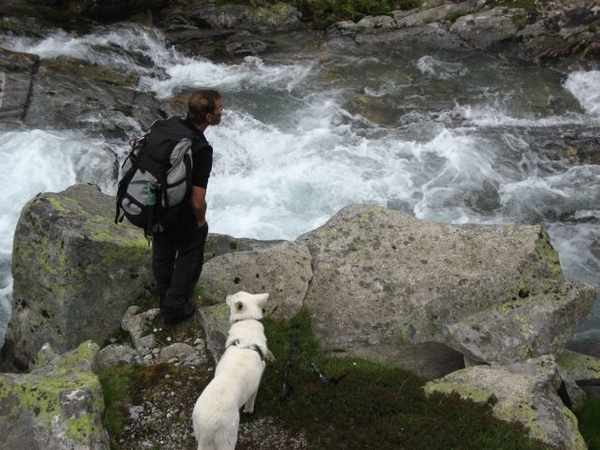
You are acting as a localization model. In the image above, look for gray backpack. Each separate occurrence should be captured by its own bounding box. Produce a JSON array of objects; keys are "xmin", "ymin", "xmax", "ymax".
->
[{"xmin": 115, "ymin": 117, "xmax": 199, "ymax": 241}]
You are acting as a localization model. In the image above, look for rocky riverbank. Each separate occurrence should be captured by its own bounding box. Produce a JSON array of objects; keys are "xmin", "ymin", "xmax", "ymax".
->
[
  {"xmin": 1, "ymin": 0, "xmax": 599, "ymax": 66},
  {"xmin": 1, "ymin": 183, "xmax": 599, "ymax": 449},
  {"xmin": 1, "ymin": 1, "xmax": 600, "ymax": 449}
]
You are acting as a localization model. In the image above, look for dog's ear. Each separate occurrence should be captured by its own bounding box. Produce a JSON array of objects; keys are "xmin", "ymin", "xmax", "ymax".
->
[
  {"xmin": 255, "ymin": 293, "xmax": 269, "ymax": 305},
  {"xmin": 226, "ymin": 294, "xmax": 233, "ymax": 307}
]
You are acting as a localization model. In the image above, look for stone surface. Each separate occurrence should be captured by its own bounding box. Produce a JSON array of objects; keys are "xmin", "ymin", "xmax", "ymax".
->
[
  {"xmin": 5, "ymin": 184, "xmax": 595, "ymax": 380},
  {"xmin": 6, "ymin": 183, "xmax": 153, "ymax": 369},
  {"xmin": 193, "ymin": 204, "xmax": 596, "ymax": 378},
  {"xmin": 2, "ymin": 185, "xmax": 598, "ymax": 448},
  {"xmin": 449, "ymin": 7, "xmax": 523, "ymax": 49},
  {"xmin": 294, "ymin": 205, "xmax": 595, "ymax": 369},
  {"xmin": 443, "ymin": 280, "xmax": 597, "ymax": 364},
  {"xmin": 424, "ymin": 355, "xmax": 588, "ymax": 450},
  {"xmin": 557, "ymin": 348, "xmax": 600, "ymax": 398},
  {"xmin": 0, "ymin": 46, "xmax": 174, "ymax": 137},
  {"xmin": 199, "ymin": 240, "xmax": 312, "ymax": 319},
  {"xmin": 0, "ymin": 341, "xmax": 109, "ymax": 450}
]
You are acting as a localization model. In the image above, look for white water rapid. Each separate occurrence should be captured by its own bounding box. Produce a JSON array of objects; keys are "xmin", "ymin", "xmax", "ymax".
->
[{"xmin": 0, "ymin": 25, "xmax": 599, "ymax": 351}]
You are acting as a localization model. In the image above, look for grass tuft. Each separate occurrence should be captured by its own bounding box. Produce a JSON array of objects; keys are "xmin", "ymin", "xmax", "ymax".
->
[
  {"xmin": 99, "ymin": 307, "xmax": 593, "ymax": 449},
  {"xmin": 238, "ymin": 308, "xmax": 556, "ymax": 449},
  {"xmin": 99, "ymin": 365, "xmax": 134, "ymax": 439},
  {"xmin": 576, "ymin": 396, "xmax": 600, "ymax": 450}
]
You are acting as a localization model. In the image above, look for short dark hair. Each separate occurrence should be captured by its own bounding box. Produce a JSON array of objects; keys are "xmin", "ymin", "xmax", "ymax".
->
[{"xmin": 187, "ymin": 90, "xmax": 222, "ymax": 125}]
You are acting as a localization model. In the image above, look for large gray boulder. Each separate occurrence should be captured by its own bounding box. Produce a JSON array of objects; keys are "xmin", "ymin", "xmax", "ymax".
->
[
  {"xmin": 199, "ymin": 204, "xmax": 596, "ymax": 379},
  {"xmin": 3, "ymin": 184, "xmax": 598, "ymax": 450},
  {"xmin": 0, "ymin": 340, "xmax": 109, "ymax": 450},
  {"xmin": 5, "ymin": 183, "xmax": 153, "ymax": 369},
  {"xmin": 298, "ymin": 205, "xmax": 595, "ymax": 365},
  {"xmin": 449, "ymin": 7, "xmax": 523, "ymax": 50},
  {"xmin": 424, "ymin": 354, "xmax": 587, "ymax": 450}
]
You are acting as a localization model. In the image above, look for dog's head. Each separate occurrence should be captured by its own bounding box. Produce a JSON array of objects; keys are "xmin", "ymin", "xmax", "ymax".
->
[{"xmin": 226, "ymin": 291, "xmax": 269, "ymax": 323}]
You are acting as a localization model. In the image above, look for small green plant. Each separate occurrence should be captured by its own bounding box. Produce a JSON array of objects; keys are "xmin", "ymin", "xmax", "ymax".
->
[
  {"xmin": 576, "ymin": 396, "xmax": 600, "ymax": 450},
  {"xmin": 99, "ymin": 365, "xmax": 134, "ymax": 439},
  {"xmin": 395, "ymin": 0, "xmax": 422, "ymax": 11},
  {"xmin": 292, "ymin": 0, "xmax": 397, "ymax": 25},
  {"xmin": 511, "ymin": 13, "xmax": 527, "ymax": 30}
]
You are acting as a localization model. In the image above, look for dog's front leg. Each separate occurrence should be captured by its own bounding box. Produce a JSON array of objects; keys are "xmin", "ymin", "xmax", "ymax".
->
[{"xmin": 242, "ymin": 390, "xmax": 258, "ymax": 414}]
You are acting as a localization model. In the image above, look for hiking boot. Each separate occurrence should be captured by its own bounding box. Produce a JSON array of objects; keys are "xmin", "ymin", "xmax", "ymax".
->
[{"xmin": 162, "ymin": 302, "xmax": 197, "ymax": 328}]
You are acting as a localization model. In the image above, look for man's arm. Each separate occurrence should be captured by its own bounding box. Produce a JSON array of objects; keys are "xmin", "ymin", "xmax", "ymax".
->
[{"xmin": 191, "ymin": 186, "xmax": 207, "ymax": 227}]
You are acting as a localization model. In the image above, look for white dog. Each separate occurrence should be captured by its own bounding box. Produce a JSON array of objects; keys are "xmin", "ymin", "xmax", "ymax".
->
[{"xmin": 192, "ymin": 291, "xmax": 271, "ymax": 450}]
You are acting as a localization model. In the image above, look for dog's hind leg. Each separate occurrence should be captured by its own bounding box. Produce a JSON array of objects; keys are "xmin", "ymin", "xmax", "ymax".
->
[
  {"xmin": 242, "ymin": 390, "xmax": 258, "ymax": 414},
  {"xmin": 214, "ymin": 416, "xmax": 239, "ymax": 450}
]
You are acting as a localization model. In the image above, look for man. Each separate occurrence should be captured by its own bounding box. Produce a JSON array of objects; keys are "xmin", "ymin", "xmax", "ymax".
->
[{"xmin": 151, "ymin": 89, "xmax": 223, "ymax": 327}]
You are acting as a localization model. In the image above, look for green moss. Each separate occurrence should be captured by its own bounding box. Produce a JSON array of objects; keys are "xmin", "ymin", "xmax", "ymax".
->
[
  {"xmin": 0, "ymin": 346, "xmax": 104, "ymax": 445},
  {"xmin": 96, "ymin": 240, "xmax": 149, "ymax": 263},
  {"xmin": 47, "ymin": 197, "xmax": 67, "ymax": 212},
  {"xmin": 99, "ymin": 365, "xmax": 134, "ymax": 437},
  {"xmin": 530, "ymin": 227, "xmax": 563, "ymax": 280},
  {"xmin": 556, "ymin": 349, "xmax": 600, "ymax": 385},
  {"xmin": 292, "ymin": 0, "xmax": 398, "ymax": 25},
  {"xmin": 511, "ymin": 13, "xmax": 527, "ymax": 30},
  {"xmin": 576, "ymin": 397, "xmax": 600, "ymax": 450},
  {"xmin": 446, "ymin": 11, "xmax": 469, "ymax": 23},
  {"xmin": 55, "ymin": 341, "xmax": 99, "ymax": 371},
  {"xmin": 252, "ymin": 310, "xmax": 555, "ymax": 449},
  {"xmin": 423, "ymin": 378, "xmax": 495, "ymax": 404},
  {"xmin": 396, "ymin": 0, "xmax": 422, "ymax": 9},
  {"xmin": 99, "ymin": 307, "xmax": 557, "ymax": 449}
]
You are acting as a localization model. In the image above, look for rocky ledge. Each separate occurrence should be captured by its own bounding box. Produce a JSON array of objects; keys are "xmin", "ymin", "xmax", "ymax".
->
[{"xmin": 0, "ymin": 183, "xmax": 598, "ymax": 449}]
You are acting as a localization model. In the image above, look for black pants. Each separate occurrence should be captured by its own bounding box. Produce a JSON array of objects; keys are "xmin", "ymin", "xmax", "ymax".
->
[{"xmin": 152, "ymin": 223, "xmax": 209, "ymax": 316}]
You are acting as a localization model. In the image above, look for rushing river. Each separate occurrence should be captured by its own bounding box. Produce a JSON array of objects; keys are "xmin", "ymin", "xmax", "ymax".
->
[{"xmin": 0, "ymin": 24, "xmax": 598, "ymax": 353}]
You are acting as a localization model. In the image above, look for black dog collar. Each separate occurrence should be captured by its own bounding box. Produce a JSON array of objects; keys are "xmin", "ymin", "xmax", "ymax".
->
[{"xmin": 228, "ymin": 339, "xmax": 265, "ymax": 361}]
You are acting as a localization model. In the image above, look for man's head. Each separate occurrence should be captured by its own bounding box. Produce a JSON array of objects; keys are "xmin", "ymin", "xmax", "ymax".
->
[{"xmin": 187, "ymin": 89, "xmax": 223, "ymax": 128}]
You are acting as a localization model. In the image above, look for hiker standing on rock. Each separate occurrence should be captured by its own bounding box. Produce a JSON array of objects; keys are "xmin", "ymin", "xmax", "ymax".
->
[{"xmin": 151, "ymin": 89, "xmax": 223, "ymax": 327}]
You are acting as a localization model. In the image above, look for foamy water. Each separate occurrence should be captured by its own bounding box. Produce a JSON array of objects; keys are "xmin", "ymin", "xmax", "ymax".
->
[{"xmin": 1, "ymin": 25, "xmax": 599, "ymax": 348}]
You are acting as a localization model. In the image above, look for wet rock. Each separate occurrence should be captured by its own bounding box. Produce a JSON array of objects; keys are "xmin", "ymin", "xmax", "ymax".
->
[{"xmin": 450, "ymin": 7, "xmax": 524, "ymax": 49}]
